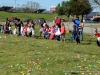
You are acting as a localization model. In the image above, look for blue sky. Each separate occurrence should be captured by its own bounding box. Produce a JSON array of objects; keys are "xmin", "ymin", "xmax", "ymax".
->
[
  {"xmin": 0, "ymin": 0, "xmax": 66, "ymax": 10},
  {"xmin": 0, "ymin": 0, "xmax": 99, "ymax": 12}
]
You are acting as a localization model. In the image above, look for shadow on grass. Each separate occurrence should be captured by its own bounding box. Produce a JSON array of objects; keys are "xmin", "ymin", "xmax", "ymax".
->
[{"xmin": 81, "ymin": 39, "xmax": 96, "ymax": 45}]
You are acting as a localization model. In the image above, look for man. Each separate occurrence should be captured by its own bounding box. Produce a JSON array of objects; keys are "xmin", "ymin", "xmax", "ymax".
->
[
  {"xmin": 16, "ymin": 19, "xmax": 22, "ymax": 36},
  {"xmin": 73, "ymin": 17, "xmax": 80, "ymax": 44},
  {"xmin": 73, "ymin": 17, "xmax": 80, "ymax": 28},
  {"xmin": 55, "ymin": 17, "xmax": 61, "ymax": 28}
]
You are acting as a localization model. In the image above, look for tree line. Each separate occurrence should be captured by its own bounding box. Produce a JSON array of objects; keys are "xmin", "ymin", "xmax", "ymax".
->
[
  {"xmin": 0, "ymin": 1, "xmax": 46, "ymax": 13},
  {"xmin": 56, "ymin": 0, "xmax": 100, "ymax": 19}
]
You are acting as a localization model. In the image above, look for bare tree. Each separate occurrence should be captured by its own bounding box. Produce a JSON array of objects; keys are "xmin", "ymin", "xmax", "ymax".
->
[
  {"xmin": 89, "ymin": 0, "xmax": 100, "ymax": 11},
  {"xmin": 94, "ymin": 0, "xmax": 100, "ymax": 6},
  {"xmin": 21, "ymin": 4, "xmax": 30, "ymax": 12},
  {"xmin": 26, "ymin": 1, "xmax": 40, "ymax": 12}
]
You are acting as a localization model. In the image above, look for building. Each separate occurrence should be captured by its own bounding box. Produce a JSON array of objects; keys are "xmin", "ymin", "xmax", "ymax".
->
[
  {"xmin": 84, "ymin": 12, "xmax": 100, "ymax": 19},
  {"xmin": 50, "ymin": 6, "xmax": 56, "ymax": 13}
]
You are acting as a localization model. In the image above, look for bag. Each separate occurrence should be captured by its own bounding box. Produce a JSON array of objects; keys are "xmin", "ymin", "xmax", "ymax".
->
[
  {"xmin": 55, "ymin": 28, "xmax": 61, "ymax": 35},
  {"xmin": 49, "ymin": 35, "xmax": 54, "ymax": 40},
  {"xmin": 71, "ymin": 35, "xmax": 74, "ymax": 41}
]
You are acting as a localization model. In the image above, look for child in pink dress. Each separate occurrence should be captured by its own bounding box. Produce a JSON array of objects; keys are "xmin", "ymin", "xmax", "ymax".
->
[
  {"xmin": 60, "ymin": 23, "xmax": 66, "ymax": 42},
  {"xmin": 23, "ymin": 24, "xmax": 27, "ymax": 37},
  {"xmin": 49, "ymin": 26, "xmax": 55, "ymax": 40}
]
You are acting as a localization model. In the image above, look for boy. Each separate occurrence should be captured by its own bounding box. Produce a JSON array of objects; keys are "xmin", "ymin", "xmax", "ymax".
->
[{"xmin": 92, "ymin": 28, "xmax": 100, "ymax": 47}]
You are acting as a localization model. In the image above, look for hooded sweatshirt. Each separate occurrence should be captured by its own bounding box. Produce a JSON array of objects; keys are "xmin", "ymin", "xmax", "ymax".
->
[{"xmin": 61, "ymin": 26, "xmax": 66, "ymax": 34}]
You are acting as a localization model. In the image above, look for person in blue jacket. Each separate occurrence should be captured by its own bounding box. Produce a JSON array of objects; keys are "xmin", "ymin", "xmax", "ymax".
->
[{"xmin": 73, "ymin": 17, "xmax": 80, "ymax": 44}]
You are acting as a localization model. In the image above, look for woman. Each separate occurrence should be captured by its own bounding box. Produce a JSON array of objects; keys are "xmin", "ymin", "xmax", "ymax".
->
[{"xmin": 79, "ymin": 19, "xmax": 84, "ymax": 41}]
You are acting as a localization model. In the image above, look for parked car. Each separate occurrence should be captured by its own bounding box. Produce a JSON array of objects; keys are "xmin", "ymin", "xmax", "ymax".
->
[
  {"xmin": 83, "ymin": 18, "xmax": 92, "ymax": 23},
  {"xmin": 35, "ymin": 18, "xmax": 46, "ymax": 25},
  {"xmin": 92, "ymin": 18, "xmax": 100, "ymax": 23},
  {"xmin": 61, "ymin": 18, "xmax": 67, "ymax": 22},
  {"xmin": 83, "ymin": 18, "xmax": 100, "ymax": 23}
]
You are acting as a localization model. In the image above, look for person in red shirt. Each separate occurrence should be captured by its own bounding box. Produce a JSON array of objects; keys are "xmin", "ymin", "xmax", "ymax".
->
[
  {"xmin": 92, "ymin": 28, "xmax": 100, "ymax": 47},
  {"xmin": 60, "ymin": 23, "xmax": 66, "ymax": 42},
  {"xmin": 55, "ymin": 17, "xmax": 61, "ymax": 28}
]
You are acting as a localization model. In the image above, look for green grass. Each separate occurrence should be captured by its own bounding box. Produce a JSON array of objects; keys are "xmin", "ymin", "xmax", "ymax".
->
[
  {"xmin": 0, "ymin": 11, "xmax": 67, "ymax": 22},
  {"xmin": 0, "ymin": 26, "xmax": 100, "ymax": 75}
]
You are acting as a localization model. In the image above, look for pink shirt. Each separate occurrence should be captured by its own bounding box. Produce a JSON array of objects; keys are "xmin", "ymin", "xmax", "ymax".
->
[
  {"xmin": 28, "ymin": 24, "xmax": 31, "ymax": 27},
  {"xmin": 24, "ymin": 27, "xmax": 27, "ymax": 32},
  {"xmin": 50, "ymin": 28, "xmax": 55, "ymax": 33},
  {"xmin": 61, "ymin": 26, "xmax": 66, "ymax": 34}
]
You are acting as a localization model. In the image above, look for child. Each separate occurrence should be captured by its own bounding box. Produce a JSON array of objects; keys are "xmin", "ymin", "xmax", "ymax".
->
[
  {"xmin": 39, "ymin": 24, "xmax": 44, "ymax": 38},
  {"xmin": 43, "ymin": 24, "xmax": 50, "ymax": 39},
  {"xmin": 23, "ymin": 24, "xmax": 28, "ymax": 37},
  {"xmin": 1, "ymin": 24, "xmax": 4, "ymax": 33},
  {"xmin": 3, "ymin": 24, "xmax": 9, "ymax": 34},
  {"xmin": 49, "ymin": 26, "xmax": 55, "ymax": 40},
  {"xmin": 72, "ymin": 25, "xmax": 80, "ymax": 44},
  {"xmin": 8, "ymin": 25, "xmax": 12, "ymax": 34},
  {"xmin": 13, "ymin": 26, "xmax": 17, "ymax": 35},
  {"xmin": 54, "ymin": 23, "xmax": 61, "ymax": 41},
  {"xmin": 21, "ymin": 25, "xmax": 24, "ymax": 36},
  {"xmin": 60, "ymin": 23, "xmax": 66, "ymax": 42},
  {"xmin": 31, "ymin": 26, "xmax": 35, "ymax": 38},
  {"xmin": 27, "ymin": 25, "xmax": 32, "ymax": 37},
  {"xmin": 92, "ymin": 28, "xmax": 100, "ymax": 47}
]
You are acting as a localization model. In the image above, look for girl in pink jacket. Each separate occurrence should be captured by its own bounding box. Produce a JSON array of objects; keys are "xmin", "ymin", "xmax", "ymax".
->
[{"xmin": 60, "ymin": 23, "xmax": 66, "ymax": 42}]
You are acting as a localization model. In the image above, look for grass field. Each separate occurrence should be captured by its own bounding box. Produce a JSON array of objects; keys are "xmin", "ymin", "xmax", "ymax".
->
[
  {"xmin": 0, "ymin": 11, "xmax": 67, "ymax": 22},
  {"xmin": 0, "ymin": 25, "xmax": 100, "ymax": 75}
]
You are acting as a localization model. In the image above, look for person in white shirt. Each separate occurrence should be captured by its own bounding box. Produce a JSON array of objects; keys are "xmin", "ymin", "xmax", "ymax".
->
[{"xmin": 8, "ymin": 25, "xmax": 12, "ymax": 34}]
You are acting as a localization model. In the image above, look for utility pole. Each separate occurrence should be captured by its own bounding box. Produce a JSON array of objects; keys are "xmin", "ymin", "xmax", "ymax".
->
[{"xmin": 15, "ymin": 0, "xmax": 16, "ymax": 9}]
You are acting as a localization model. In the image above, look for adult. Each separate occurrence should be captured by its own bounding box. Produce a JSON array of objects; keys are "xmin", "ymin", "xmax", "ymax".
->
[
  {"xmin": 55, "ymin": 17, "xmax": 61, "ymax": 28},
  {"xmin": 16, "ymin": 19, "xmax": 22, "ymax": 36},
  {"xmin": 73, "ymin": 17, "xmax": 80, "ymax": 44},
  {"xmin": 79, "ymin": 19, "xmax": 84, "ymax": 41},
  {"xmin": 6, "ymin": 18, "xmax": 10, "ymax": 27}
]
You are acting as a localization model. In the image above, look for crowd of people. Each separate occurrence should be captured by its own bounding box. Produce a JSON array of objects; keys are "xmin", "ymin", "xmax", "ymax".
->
[
  {"xmin": 0, "ymin": 17, "xmax": 67, "ymax": 42},
  {"xmin": 0, "ymin": 16, "xmax": 100, "ymax": 47},
  {"xmin": 1, "ymin": 17, "xmax": 35, "ymax": 38},
  {"xmin": 72, "ymin": 17, "xmax": 84, "ymax": 44}
]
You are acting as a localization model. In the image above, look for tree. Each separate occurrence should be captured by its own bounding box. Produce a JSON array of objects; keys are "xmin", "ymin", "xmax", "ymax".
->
[
  {"xmin": 61, "ymin": 1, "xmax": 71, "ymax": 17},
  {"xmin": 56, "ymin": 0, "xmax": 92, "ymax": 19},
  {"xmin": 94, "ymin": 0, "xmax": 100, "ymax": 6},
  {"xmin": 70, "ymin": 0, "xmax": 92, "ymax": 19},
  {"xmin": 26, "ymin": 1, "xmax": 40, "ymax": 12},
  {"xmin": 90, "ymin": 0, "xmax": 100, "ymax": 12},
  {"xmin": 22, "ymin": 4, "xmax": 30, "ymax": 12},
  {"xmin": 0, "ymin": 6, "xmax": 13, "ymax": 11},
  {"xmin": 56, "ymin": 3, "xmax": 62, "ymax": 15}
]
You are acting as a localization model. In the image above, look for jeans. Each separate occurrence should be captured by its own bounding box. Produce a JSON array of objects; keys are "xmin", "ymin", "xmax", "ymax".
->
[
  {"xmin": 79, "ymin": 30, "xmax": 83, "ymax": 41},
  {"xmin": 60, "ymin": 34, "xmax": 66, "ymax": 41},
  {"xmin": 75, "ymin": 27, "xmax": 80, "ymax": 43},
  {"xmin": 55, "ymin": 35, "xmax": 60, "ymax": 41},
  {"xmin": 18, "ymin": 28, "xmax": 21, "ymax": 36},
  {"xmin": 44, "ymin": 33, "xmax": 50, "ymax": 39}
]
